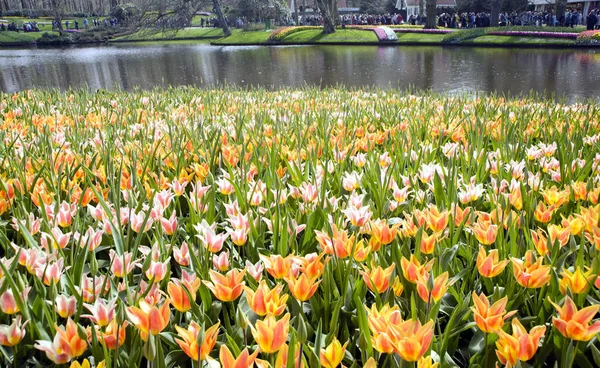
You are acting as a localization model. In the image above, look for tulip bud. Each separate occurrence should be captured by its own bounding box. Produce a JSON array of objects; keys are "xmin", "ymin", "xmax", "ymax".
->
[
  {"xmin": 296, "ymin": 316, "xmax": 307, "ymax": 344},
  {"xmin": 143, "ymin": 334, "xmax": 157, "ymax": 361},
  {"xmin": 236, "ymin": 306, "xmax": 249, "ymax": 331}
]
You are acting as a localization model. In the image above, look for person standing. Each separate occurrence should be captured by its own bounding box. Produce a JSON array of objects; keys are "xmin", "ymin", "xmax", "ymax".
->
[{"xmin": 84, "ymin": 18, "xmax": 89, "ymax": 29}]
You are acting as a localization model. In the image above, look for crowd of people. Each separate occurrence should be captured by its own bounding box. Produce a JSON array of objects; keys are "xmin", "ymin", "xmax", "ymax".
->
[{"xmin": 0, "ymin": 21, "xmax": 39, "ymax": 32}]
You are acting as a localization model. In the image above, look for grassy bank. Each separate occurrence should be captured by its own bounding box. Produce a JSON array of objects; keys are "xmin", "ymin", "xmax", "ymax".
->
[
  {"xmin": 112, "ymin": 27, "xmax": 223, "ymax": 42},
  {"xmin": 0, "ymin": 30, "xmax": 44, "ymax": 45}
]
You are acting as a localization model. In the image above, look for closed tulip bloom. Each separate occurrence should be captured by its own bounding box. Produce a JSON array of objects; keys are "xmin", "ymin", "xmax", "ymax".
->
[
  {"xmin": 549, "ymin": 296, "xmax": 600, "ymax": 341},
  {"xmin": 392, "ymin": 276, "xmax": 404, "ymax": 297},
  {"xmin": 250, "ymin": 313, "xmax": 290, "ymax": 354},
  {"xmin": 320, "ymin": 337, "xmax": 348, "ymax": 368},
  {"xmin": 547, "ymin": 224, "xmax": 570, "ymax": 248},
  {"xmin": 391, "ymin": 319, "xmax": 435, "ymax": 362},
  {"xmin": 275, "ymin": 343, "xmax": 304, "ymax": 368},
  {"xmin": 126, "ymin": 298, "xmax": 171, "ymax": 341},
  {"xmin": 213, "ymin": 251, "xmax": 230, "ymax": 271},
  {"xmin": 203, "ymin": 269, "xmax": 246, "ymax": 302},
  {"xmin": 530, "ymin": 229, "xmax": 549, "ymax": 256},
  {"xmin": 471, "ymin": 292, "xmax": 516, "ymax": 333},
  {"xmin": 360, "ymin": 263, "xmax": 395, "ymax": 294},
  {"xmin": 559, "ymin": 267, "xmax": 596, "ymax": 295},
  {"xmin": 285, "ymin": 273, "xmax": 321, "ymax": 301},
  {"xmin": 219, "ymin": 345, "xmax": 259, "ymax": 368},
  {"xmin": 168, "ymin": 278, "xmax": 200, "ymax": 312},
  {"xmin": 476, "ymin": 246, "xmax": 509, "ymax": 278},
  {"xmin": 301, "ymin": 252, "xmax": 328, "ymax": 279},
  {"xmin": 174, "ymin": 321, "xmax": 220, "ymax": 361},
  {"xmin": 0, "ymin": 316, "xmax": 29, "ymax": 347},
  {"xmin": 419, "ymin": 231, "xmax": 438, "ymax": 255},
  {"xmin": 511, "ymin": 251, "xmax": 551, "ymax": 289},
  {"xmin": 245, "ymin": 281, "xmax": 288, "ymax": 317}
]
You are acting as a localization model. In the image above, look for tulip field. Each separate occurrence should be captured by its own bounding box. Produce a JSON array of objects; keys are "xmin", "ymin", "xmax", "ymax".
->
[{"xmin": 1, "ymin": 87, "xmax": 600, "ymax": 368}]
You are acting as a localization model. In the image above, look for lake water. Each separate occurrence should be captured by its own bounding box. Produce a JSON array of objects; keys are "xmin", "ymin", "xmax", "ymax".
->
[{"xmin": 1, "ymin": 43, "xmax": 600, "ymax": 99}]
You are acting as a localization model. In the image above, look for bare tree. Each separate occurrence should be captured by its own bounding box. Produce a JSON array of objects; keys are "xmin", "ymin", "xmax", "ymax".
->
[{"xmin": 316, "ymin": 0, "xmax": 336, "ymax": 34}]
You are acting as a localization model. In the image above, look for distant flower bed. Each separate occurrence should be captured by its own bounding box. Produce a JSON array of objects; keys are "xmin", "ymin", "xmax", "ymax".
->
[
  {"xmin": 373, "ymin": 26, "xmax": 398, "ymax": 41},
  {"xmin": 393, "ymin": 28, "xmax": 455, "ymax": 34},
  {"xmin": 267, "ymin": 26, "xmax": 322, "ymax": 42},
  {"xmin": 576, "ymin": 30, "xmax": 600, "ymax": 44},
  {"xmin": 487, "ymin": 31, "xmax": 578, "ymax": 39}
]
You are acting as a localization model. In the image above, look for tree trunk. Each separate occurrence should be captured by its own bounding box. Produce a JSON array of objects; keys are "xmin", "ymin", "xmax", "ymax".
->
[
  {"xmin": 418, "ymin": 0, "xmax": 424, "ymax": 21},
  {"xmin": 212, "ymin": 0, "xmax": 231, "ymax": 37},
  {"xmin": 555, "ymin": 0, "xmax": 566, "ymax": 26},
  {"xmin": 293, "ymin": 0, "xmax": 298, "ymax": 25},
  {"xmin": 490, "ymin": 0, "xmax": 499, "ymax": 26},
  {"xmin": 424, "ymin": 0, "xmax": 436, "ymax": 29},
  {"xmin": 316, "ymin": 0, "xmax": 337, "ymax": 34}
]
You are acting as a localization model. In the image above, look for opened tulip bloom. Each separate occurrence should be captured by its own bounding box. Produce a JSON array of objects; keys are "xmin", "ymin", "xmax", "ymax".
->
[
  {"xmin": 0, "ymin": 316, "xmax": 28, "ymax": 347},
  {"xmin": 35, "ymin": 318, "xmax": 87, "ymax": 364},
  {"xmin": 511, "ymin": 251, "xmax": 551, "ymax": 289},
  {"xmin": 219, "ymin": 345, "xmax": 259, "ymax": 368},
  {"xmin": 320, "ymin": 337, "xmax": 348, "ymax": 368},
  {"xmin": 550, "ymin": 296, "xmax": 600, "ymax": 341},
  {"xmin": 126, "ymin": 298, "xmax": 171, "ymax": 341},
  {"xmin": 203, "ymin": 268, "xmax": 246, "ymax": 302},
  {"xmin": 175, "ymin": 321, "xmax": 220, "ymax": 361},
  {"xmin": 250, "ymin": 313, "xmax": 290, "ymax": 353},
  {"xmin": 495, "ymin": 318, "xmax": 546, "ymax": 367},
  {"xmin": 476, "ymin": 246, "xmax": 509, "ymax": 278},
  {"xmin": 360, "ymin": 262, "xmax": 395, "ymax": 294},
  {"xmin": 471, "ymin": 292, "xmax": 516, "ymax": 333},
  {"xmin": 245, "ymin": 281, "xmax": 288, "ymax": 316}
]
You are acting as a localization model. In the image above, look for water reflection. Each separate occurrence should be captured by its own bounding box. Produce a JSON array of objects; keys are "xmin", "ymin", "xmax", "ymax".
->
[{"xmin": 1, "ymin": 43, "xmax": 600, "ymax": 98}]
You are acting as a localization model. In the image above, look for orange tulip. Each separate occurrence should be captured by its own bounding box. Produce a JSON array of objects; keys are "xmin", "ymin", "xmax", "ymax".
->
[
  {"xmin": 392, "ymin": 276, "xmax": 404, "ymax": 297},
  {"xmin": 559, "ymin": 267, "xmax": 596, "ymax": 295},
  {"xmin": 275, "ymin": 343, "xmax": 304, "ymax": 368},
  {"xmin": 301, "ymin": 252, "xmax": 329, "ymax": 279},
  {"xmin": 424, "ymin": 205, "xmax": 449, "ymax": 233},
  {"xmin": 471, "ymin": 292, "xmax": 516, "ymax": 333},
  {"xmin": 495, "ymin": 318, "xmax": 546, "ymax": 367},
  {"xmin": 126, "ymin": 298, "xmax": 171, "ymax": 341},
  {"xmin": 245, "ymin": 281, "xmax": 288, "ymax": 317},
  {"xmin": 547, "ymin": 224, "xmax": 570, "ymax": 248},
  {"xmin": 511, "ymin": 251, "xmax": 551, "ymax": 289},
  {"xmin": 259, "ymin": 254, "xmax": 292, "ymax": 279},
  {"xmin": 469, "ymin": 220, "xmax": 498, "ymax": 245},
  {"xmin": 360, "ymin": 263, "xmax": 395, "ymax": 294},
  {"xmin": 320, "ymin": 337, "xmax": 348, "ymax": 368},
  {"xmin": 250, "ymin": 313, "xmax": 290, "ymax": 353},
  {"xmin": 174, "ymin": 321, "xmax": 220, "ymax": 361},
  {"xmin": 530, "ymin": 228, "xmax": 549, "ymax": 256},
  {"xmin": 353, "ymin": 239, "xmax": 372, "ymax": 263},
  {"xmin": 550, "ymin": 296, "xmax": 600, "ymax": 341},
  {"xmin": 533, "ymin": 202, "xmax": 555, "ymax": 223},
  {"xmin": 451, "ymin": 205, "xmax": 472, "ymax": 227},
  {"xmin": 368, "ymin": 219, "xmax": 399, "ymax": 250},
  {"xmin": 35, "ymin": 318, "xmax": 88, "ymax": 364},
  {"xmin": 219, "ymin": 345, "xmax": 259, "ymax": 368},
  {"xmin": 416, "ymin": 272, "xmax": 449, "ymax": 303},
  {"xmin": 168, "ymin": 278, "xmax": 200, "ymax": 312},
  {"xmin": 391, "ymin": 319, "xmax": 435, "ymax": 362},
  {"xmin": 419, "ymin": 231, "xmax": 439, "ymax": 255},
  {"xmin": 203, "ymin": 269, "xmax": 246, "ymax": 302},
  {"xmin": 476, "ymin": 246, "xmax": 509, "ymax": 278},
  {"xmin": 584, "ymin": 224, "xmax": 600, "ymax": 251},
  {"xmin": 92, "ymin": 320, "xmax": 127, "ymax": 350},
  {"xmin": 285, "ymin": 273, "xmax": 321, "ymax": 301},
  {"xmin": 400, "ymin": 255, "xmax": 435, "ymax": 284}
]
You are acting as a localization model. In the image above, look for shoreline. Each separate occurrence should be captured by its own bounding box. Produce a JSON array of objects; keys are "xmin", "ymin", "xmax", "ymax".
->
[{"xmin": 1, "ymin": 27, "xmax": 599, "ymax": 49}]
